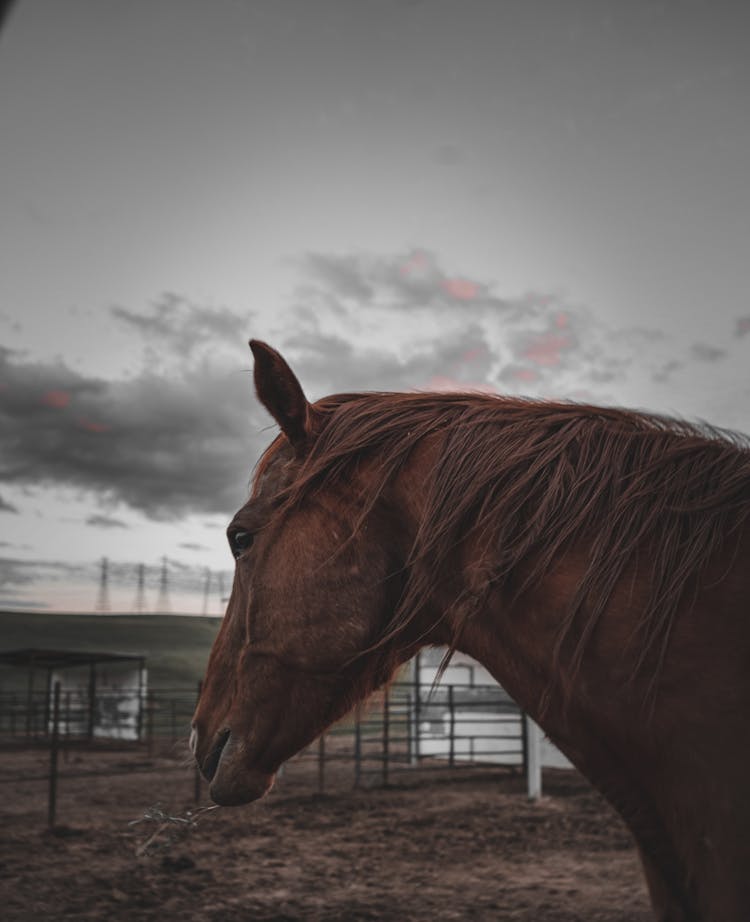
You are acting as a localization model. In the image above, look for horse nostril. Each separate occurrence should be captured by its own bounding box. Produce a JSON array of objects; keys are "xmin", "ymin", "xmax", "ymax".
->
[{"xmin": 202, "ymin": 728, "xmax": 231, "ymax": 782}]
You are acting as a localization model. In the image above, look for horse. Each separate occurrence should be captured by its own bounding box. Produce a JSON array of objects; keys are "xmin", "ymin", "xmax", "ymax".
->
[{"xmin": 191, "ymin": 340, "xmax": 750, "ymax": 922}]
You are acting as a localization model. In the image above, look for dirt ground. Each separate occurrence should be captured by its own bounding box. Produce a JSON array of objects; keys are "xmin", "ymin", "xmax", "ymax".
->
[{"xmin": 0, "ymin": 745, "xmax": 653, "ymax": 921}]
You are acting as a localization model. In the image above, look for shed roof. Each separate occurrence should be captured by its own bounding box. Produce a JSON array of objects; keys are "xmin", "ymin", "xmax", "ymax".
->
[{"xmin": 0, "ymin": 648, "xmax": 145, "ymax": 670}]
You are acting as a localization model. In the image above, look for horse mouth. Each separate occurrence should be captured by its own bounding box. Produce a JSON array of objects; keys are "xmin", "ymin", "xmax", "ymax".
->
[
  {"xmin": 203, "ymin": 730, "xmax": 277, "ymax": 806},
  {"xmin": 201, "ymin": 728, "xmax": 231, "ymax": 782}
]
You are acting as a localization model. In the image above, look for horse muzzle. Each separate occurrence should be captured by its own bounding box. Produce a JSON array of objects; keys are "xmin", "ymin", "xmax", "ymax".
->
[{"xmin": 194, "ymin": 724, "xmax": 275, "ymax": 806}]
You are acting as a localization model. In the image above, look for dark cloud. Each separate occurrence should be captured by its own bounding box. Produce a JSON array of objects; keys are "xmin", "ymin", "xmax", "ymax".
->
[
  {"xmin": 0, "ymin": 347, "xmax": 261, "ymax": 519},
  {"xmin": 0, "ymin": 0, "xmax": 18, "ymax": 36},
  {"xmin": 0, "ymin": 493, "xmax": 18, "ymax": 513},
  {"xmin": 178, "ymin": 542, "xmax": 211, "ymax": 551},
  {"xmin": 0, "ymin": 557, "xmax": 88, "ymax": 590},
  {"xmin": 300, "ymin": 254, "xmax": 375, "ymax": 304},
  {"xmin": 86, "ymin": 514, "xmax": 128, "ymax": 529},
  {"xmin": 652, "ymin": 360, "xmax": 682, "ymax": 383},
  {"xmin": 691, "ymin": 343, "xmax": 726, "ymax": 362}
]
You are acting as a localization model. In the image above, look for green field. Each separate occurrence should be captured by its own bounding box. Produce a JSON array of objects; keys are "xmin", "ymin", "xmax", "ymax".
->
[{"xmin": 0, "ymin": 610, "xmax": 222, "ymax": 689}]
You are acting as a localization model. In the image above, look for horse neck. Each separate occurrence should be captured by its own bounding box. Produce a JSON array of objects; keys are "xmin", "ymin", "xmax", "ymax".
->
[{"xmin": 383, "ymin": 430, "xmax": 621, "ymax": 724}]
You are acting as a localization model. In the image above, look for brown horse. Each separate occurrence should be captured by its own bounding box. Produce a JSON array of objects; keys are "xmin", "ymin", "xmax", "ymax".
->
[{"xmin": 192, "ymin": 340, "xmax": 750, "ymax": 922}]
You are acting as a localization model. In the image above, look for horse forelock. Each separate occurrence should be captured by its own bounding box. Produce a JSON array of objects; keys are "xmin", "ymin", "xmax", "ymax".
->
[{"xmin": 258, "ymin": 390, "xmax": 750, "ymax": 700}]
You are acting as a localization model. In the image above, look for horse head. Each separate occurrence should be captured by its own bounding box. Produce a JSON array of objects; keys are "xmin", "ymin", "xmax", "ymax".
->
[{"xmin": 190, "ymin": 341, "xmax": 435, "ymax": 805}]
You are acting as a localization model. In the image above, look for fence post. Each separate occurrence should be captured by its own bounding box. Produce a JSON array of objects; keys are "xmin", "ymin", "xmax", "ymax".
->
[
  {"xmin": 136, "ymin": 676, "xmax": 144, "ymax": 742},
  {"xmin": 413, "ymin": 656, "xmax": 421, "ymax": 765},
  {"xmin": 382, "ymin": 688, "xmax": 390, "ymax": 787},
  {"xmin": 318, "ymin": 733, "xmax": 326, "ymax": 795},
  {"xmin": 194, "ymin": 681, "xmax": 202, "ymax": 802},
  {"xmin": 48, "ymin": 681, "xmax": 61, "ymax": 829},
  {"xmin": 448, "ymin": 685, "xmax": 455, "ymax": 768},
  {"xmin": 44, "ymin": 669, "xmax": 52, "ymax": 734},
  {"xmin": 524, "ymin": 713, "xmax": 542, "ymax": 801},
  {"xmin": 354, "ymin": 705, "xmax": 362, "ymax": 788},
  {"xmin": 87, "ymin": 662, "xmax": 97, "ymax": 741},
  {"xmin": 63, "ymin": 691, "xmax": 71, "ymax": 763},
  {"xmin": 146, "ymin": 690, "xmax": 155, "ymax": 757},
  {"xmin": 25, "ymin": 662, "xmax": 34, "ymax": 737}
]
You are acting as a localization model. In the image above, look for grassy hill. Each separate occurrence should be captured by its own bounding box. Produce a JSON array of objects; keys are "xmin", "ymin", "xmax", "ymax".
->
[{"xmin": 0, "ymin": 610, "xmax": 222, "ymax": 689}]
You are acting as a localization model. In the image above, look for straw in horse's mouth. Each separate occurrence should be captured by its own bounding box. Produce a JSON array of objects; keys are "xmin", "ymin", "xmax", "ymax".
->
[{"xmin": 202, "ymin": 729, "xmax": 231, "ymax": 782}]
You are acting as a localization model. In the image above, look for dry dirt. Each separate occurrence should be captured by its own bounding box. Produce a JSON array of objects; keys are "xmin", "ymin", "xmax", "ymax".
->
[{"xmin": 0, "ymin": 745, "xmax": 653, "ymax": 921}]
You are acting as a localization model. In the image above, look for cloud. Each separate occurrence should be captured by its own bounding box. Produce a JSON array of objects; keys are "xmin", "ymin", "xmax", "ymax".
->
[
  {"xmin": 734, "ymin": 316, "xmax": 750, "ymax": 338},
  {"xmin": 178, "ymin": 542, "xmax": 211, "ymax": 551},
  {"xmin": 294, "ymin": 250, "xmax": 512, "ymax": 319},
  {"xmin": 0, "ymin": 346, "xmax": 262, "ymax": 519},
  {"xmin": 86, "ymin": 514, "xmax": 128, "ymax": 529},
  {"xmin": 0, "ymin": 557, "xmax": 88, "ymax": 589},
  {"xmin": 285, "ymin": 251, "xmax": 639, "ymax": 403},
  {"xmin": 3, "ymin": 251, "xmax": 747, "ymax": 526},
  {"xmin": 652, "ymin": 360, "xmax": 682, "ymax": 383},
  {"xmin": 691, "ymin": 343, "xmax": 726, "ymax": 362},
  {"xmin": 0, "ymin": 493, "xmax": 18, "ymax": 513},
  {"xmin": 300, "ymin": 254, "xmax": 376, "ymax": 304},
  {"xmin": 4, "ymin": 259, "xmax": 588, "ymax": 523},
  {"xmin": 279, "ymin": 321, "xmax": 508, "ymax": 405},
  {"xmin": 111, "ymin": 293, "xmax": 250, "ymax": 363},
  {"xmin": 281, "ymin": 249, "xmax": 750, "ymax": 438}
]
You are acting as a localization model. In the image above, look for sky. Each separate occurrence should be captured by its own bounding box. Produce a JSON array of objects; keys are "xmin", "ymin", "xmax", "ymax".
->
[{"xmin": 1, "ymin": 0, "xmax": 748, "ymax": 613}]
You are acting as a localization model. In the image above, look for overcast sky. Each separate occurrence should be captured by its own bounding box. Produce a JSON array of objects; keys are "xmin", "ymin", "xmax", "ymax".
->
[{"xmin": 1, "ymin": 0, "xmax": 748, "ymax": 612}]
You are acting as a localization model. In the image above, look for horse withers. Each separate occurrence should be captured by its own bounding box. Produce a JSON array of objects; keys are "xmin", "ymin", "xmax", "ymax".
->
[{"xmin": 192, "ymin": 340, "xmax": 750, "ymax": 922}]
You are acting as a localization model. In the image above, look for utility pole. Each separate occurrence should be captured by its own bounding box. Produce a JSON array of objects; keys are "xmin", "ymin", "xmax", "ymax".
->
[
  {"xmin": 133, "ymin": 563, "xmax": 147, "ymax": 613},
  {"xmin": 95, "ymin": 557, "xmax": 111, "ymax": 613},
  {"xmin": 156, "ymin": 556, "xmax": 171, "ymax": 613}
]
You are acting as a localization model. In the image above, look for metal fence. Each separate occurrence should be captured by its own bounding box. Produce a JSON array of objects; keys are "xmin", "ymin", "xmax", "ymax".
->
[
  {"xmin": 0, "ymin": 685, "xmax": 200, "ymax": 748},
  {"xmin": 0, "ymin": 680, "xmax": 526, "ymax": 780},
  {"xmin": 0, "ymin": 679, "xmax": 537, "ymax": 828}
]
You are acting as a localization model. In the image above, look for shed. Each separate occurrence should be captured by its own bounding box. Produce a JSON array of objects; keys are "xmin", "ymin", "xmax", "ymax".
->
[{"xmin": 0, "ymin": 648, "xmax": 146, "ymax": 740}]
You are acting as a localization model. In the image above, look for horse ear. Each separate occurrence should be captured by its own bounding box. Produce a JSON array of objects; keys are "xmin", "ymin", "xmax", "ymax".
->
[{"xmin": 249, "ymin": 340, "xmax": 317, "ymax": 453}]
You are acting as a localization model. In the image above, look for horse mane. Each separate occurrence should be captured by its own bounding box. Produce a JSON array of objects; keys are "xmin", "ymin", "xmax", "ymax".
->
[{"xmin": 258, "ymin": 391, "xmax": 750, "ymax": 704}]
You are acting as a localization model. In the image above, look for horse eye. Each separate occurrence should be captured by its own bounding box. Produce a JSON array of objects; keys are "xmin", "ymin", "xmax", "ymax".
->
[{"xmin": 229, "ymin": 529, "xmax": 253, "ymax": 559}]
